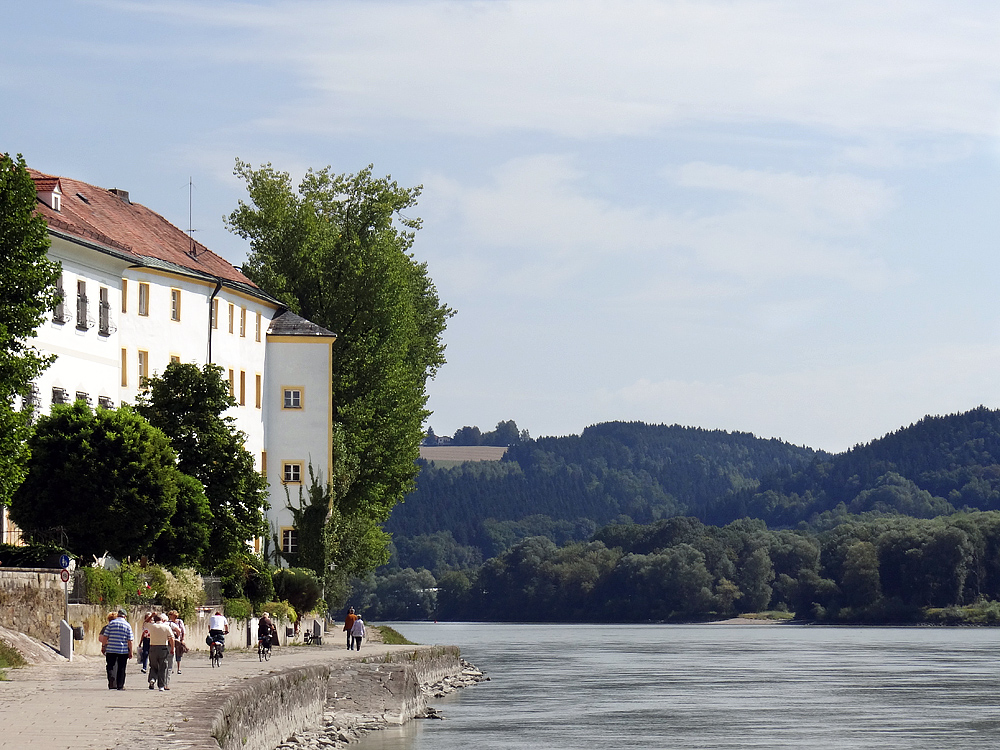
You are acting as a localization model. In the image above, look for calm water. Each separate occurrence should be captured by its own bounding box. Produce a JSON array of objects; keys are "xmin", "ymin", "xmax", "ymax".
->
[{"xmin": 358, "ymin": 622, "xmax": 1000, "ymax": 750}]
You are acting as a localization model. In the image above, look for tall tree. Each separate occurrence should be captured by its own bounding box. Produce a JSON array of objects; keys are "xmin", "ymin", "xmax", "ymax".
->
[
  {"xmin": 136, "ymin": 362, "xmax": 269, "ymax": 569},
  {"xmin": 226, "ymin": 161, "xmax": 453, "ymax": 554},
  {"xmin": 10, "ymin": 402, "xmax": 183, "ymax": 560},
  {"xmin": 0, "ymin": 153, "xmax": 61, "ymax": 505}
]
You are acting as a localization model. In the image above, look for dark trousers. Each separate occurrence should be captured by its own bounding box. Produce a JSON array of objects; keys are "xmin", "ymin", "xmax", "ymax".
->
[
  {"xmin": 148, "ymin": 645, "xmax": 169, "ymax": 688},
  {"xmin": 105, "ymin": 652, "xmax": 129, "ymax": 689},
  {"xmin": 352, "ymin": 635, "xmax": 363, "ymax": 650}
]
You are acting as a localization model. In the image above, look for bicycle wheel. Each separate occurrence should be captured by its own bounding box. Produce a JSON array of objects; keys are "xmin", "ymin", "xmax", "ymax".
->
[
  {"xmin": 211, "ymin": 645, "xmax": 221, "ymax": 668},
  {"xmin": 258, "ymin": 644, "xmax": 264, "ymax": 662},
  {"xmin": 264, "ymin": 645, "xmax": 270, "ymax": 661}
]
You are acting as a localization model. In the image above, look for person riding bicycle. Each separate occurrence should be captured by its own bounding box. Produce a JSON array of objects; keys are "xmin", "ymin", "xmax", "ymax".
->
[
  {"xmin": 207, "ymin": 610, "xmax": 229, "ymax": 657},
  {"xmin": 257, "ymin": 612, "xmax": 277, "ymax": 650}
]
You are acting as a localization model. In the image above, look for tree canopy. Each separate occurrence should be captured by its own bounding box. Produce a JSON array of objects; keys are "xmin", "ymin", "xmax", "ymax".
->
[
  {"xmin": 0, "ymin": 153, "xmax": 61, "ymax": 505},
  {"xmin": 10, "ymin": 402, "xmax": 186, "ymax": 560},
  {"xmin": 226, "ymin": 160, "xmax": 453, "ymax": 570},
  {"xmin": 136, "ymin": 362, "xmax": 269, "ymax": 569}
]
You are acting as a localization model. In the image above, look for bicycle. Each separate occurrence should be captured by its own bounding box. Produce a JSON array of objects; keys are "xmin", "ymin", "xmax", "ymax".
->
[
  {"xmin": 257, "ymin": 637, "xmax": 271, "ymax": 661},
  {"xmin": 209, "ymin": 639, "xmax": 223, "ymax": 668}
]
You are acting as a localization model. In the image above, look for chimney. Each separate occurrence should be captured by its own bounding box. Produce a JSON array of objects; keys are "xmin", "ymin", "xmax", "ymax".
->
[{"xmin": 109, "ymin": 188, "xmax": 130, "ymax": 204}]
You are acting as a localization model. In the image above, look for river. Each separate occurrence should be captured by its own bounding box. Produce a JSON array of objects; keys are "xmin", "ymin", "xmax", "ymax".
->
[{"xmin": 357, "ymin": 621, "xmax": 1000, "ymax": 749}]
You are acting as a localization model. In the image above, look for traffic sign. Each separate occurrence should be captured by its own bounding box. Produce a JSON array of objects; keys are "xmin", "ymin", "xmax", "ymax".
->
[
  {"xmin": 59, "ymin": 554, "xmax": 71, "ymax": 569},
  {"xmin": 60, "ymin": 569, "xmax": 70, "ymax": 583}
]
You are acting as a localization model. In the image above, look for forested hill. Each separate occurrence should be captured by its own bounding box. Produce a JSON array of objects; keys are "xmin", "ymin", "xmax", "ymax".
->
[
  {"xmin": 707, "ymin": 406, "xmax": 1000, "ymax": 527},
  {"xmin": 386, "ymin": 421, "xmax": 821, "ymax": 557}
]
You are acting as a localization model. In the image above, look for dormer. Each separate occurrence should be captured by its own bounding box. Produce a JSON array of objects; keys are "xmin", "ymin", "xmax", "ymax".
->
[{"xmin": 34, "ymin": 177, "xmax": 62, "ymax": 212}]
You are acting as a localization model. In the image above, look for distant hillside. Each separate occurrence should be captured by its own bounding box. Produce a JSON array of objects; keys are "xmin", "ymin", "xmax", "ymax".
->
[
  {"xmin": 706, "ymin": 406, "xmax": 1000, "ymax": 527},
  {"xmin": 387, "ymin": 421, "xmax": 822, "ymax": 558}
]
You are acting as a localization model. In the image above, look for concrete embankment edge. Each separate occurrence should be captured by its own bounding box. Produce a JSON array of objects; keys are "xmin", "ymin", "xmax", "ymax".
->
[{"xmin": 167, "ymin": 646, "xmax": 462, "ymax": 750}]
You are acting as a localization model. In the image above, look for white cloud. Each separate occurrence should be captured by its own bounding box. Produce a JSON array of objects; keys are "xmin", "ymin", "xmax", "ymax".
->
[
  {"xmin": 112, "ymin": 0, "xmax": 1000, "ymax": 140},
  {"xmin": 422, "ymin": 156, "xmax": 899, "ymax": 297}
]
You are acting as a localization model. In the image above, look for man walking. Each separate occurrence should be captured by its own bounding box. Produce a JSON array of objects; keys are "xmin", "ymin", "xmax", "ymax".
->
[
  {"xmin": 99, "ymin": 609, "xmax": 134, "ymax": 690},
  {"xmin": 343, "ymin": 607, "xmax": 358, "ymax": 650},
  {"xmin": 147, "ymin": 613, "xmax": 175, "ymax": 691}
]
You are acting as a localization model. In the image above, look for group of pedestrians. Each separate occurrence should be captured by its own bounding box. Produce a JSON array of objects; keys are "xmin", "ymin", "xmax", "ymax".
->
[{"xmin": 98, "ymin": 609, "xmax": 188, "ymax": 691}]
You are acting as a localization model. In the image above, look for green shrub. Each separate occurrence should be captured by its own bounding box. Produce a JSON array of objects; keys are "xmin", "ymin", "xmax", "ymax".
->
[
  {"xmin": 0, "ymin": 542, "xmax": 71, "ymax": 569},
  {"xmin": 83, "ymin": 567, "xmax": 124, "ymax": 607},
  {"xmin": 217, "ymin": 556, "xmax": 274, "ymax": 607},
  {"xmin": 261, "ymin": 600, "xmax": 295, "ymax": 623},
  {"xmin": 156, "ymin": 567, "xmax": 206, "ymax": 622},
  {"xmin": 273, "ymin": 567, "xmax": 323, "ymax": 622},
  {"xmin": 223, "ymin": 597, "xmax": 253, "ymax": 622},
  {"xmin": 375, "ymin": 625, "xmax": 414, "ymax": 645}
]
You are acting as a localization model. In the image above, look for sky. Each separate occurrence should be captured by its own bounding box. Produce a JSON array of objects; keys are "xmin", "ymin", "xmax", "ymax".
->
[{"xmin": 4, "ymin": 1, "xmax": 1000, "ymax": 453}]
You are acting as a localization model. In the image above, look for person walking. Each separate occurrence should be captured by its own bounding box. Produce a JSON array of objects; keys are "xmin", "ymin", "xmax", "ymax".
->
[
  {"xmin": 146, "ymin": 613, "xmax": 174, "ymax": 691},
  {"xmin": 99, "ymin": 609, "xmax": 134, "ymax": 690},
  {"xmin": 164, "ymin": 612, "xmax": 183, "ymax": 686},
  {"xmin": 138, "ymin": 612, "xmax": 153, "ymax": 674},
  {"xmin": 350, "ymin": 614, "xmax": 365, "ymax": 651},
  {"xmin": 343, "ymin": 607, "xmax": 358, "ymax": 650},
  {"xmin": 168, "ymin": 610, "xmax": 187, "ymax": 674}
]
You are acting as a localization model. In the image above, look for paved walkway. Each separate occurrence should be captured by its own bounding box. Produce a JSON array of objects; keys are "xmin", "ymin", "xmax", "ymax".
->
[{"xmin": 0, "ymin": 639, "xmax": 420, "ymax": 750}]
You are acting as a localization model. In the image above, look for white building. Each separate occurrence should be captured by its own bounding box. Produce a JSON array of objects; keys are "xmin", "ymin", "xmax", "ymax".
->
[{"xmin": 0, "ymin": 166, "xmax": 335, "ymax": 562}]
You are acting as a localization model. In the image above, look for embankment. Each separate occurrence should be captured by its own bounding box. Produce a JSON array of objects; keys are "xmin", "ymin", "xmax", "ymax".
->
[{"xmin": 167, "ymin": 646, "xmax": 480, "ymax": 750}]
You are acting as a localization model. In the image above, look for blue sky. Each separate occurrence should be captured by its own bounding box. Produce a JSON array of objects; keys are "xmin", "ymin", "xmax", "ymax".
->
[{"xmin": 4, "ymin": 1, "xmax": 1000, "ymax": 452}]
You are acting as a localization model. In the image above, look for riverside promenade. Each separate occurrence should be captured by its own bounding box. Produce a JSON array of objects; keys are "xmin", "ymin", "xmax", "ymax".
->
[{"xmin": 0, "ymin": 639, "xmax": 427, "ymax": 750}]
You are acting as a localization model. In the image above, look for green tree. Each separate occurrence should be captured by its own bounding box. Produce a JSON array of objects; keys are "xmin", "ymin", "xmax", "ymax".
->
[
  {"xmin": 0, "ymin": 153, "xmax": 61, "ymax": 505},
  {"xmin": 136, "ymin": 362, "xmax": 269, "ymax": 569},
  {"xmin": 273, "ymin": 567, "xmax": 324, "ymax": 621},
  {"xmin": 226, "ymin": 162, "xmax": 453, "ymax": 555},
  {"xmin": 10, "ymin": 402, "xmax": 182, "ymax": 560}
]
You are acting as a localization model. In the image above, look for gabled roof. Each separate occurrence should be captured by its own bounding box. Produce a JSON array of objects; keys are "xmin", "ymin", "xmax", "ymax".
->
[
  {"xmin": 28, "ymin": 168, "xmax": 273, "ymax": 302},
  {"xmin": 268, "ymin": 310, "xmax": 337, "ymax": 338}
]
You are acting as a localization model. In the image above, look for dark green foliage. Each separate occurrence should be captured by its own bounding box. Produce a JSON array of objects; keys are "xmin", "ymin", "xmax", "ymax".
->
[
  {"xmin": 715, "ymin": 407, "xmax": 1000, "ymax": 526},
  {"xmin": 227, "ymin": 161, "xmax": 453, "ymax": 558},
  {"xmin": 0, "ymin": 542, "xmax": 71, "ymax": 568},
  {"xmin": 272, "ymin": 567, "xmax": 323, "ymax": 620},
  {"xmin": 450, "ymin": 420, "xmax": 529, "ymax": 446},
  {"xmin": 218, "ymin": 556, "xmax": 274, "ymax": 607},
  {"xmin": 10, "ymin": 403, "xmax": 183, "ymax": 560},
  {"xmin": 136, "ymin": 363, "xmax": 269, "ymax": 569},
  {"xmin": 350, "ymin": 567, "xmax": 437, "ymax": 620},
  {"xmin": 390, "ymin": 421, "xmax": 820, "ymax": 560},
  {"xmin": 0, "ymin": 153, "xmax": 61, "ymax": 506}
]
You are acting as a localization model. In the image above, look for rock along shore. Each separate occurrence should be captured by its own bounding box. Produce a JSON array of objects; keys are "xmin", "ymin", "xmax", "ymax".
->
[{"xmin": 274, "ymin": 658, "xmax": 488, "ymax": 750}]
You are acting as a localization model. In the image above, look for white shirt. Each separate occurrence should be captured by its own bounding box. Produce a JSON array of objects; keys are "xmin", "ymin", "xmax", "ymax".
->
[{"xmin": 209, "ymin": 614, "xmax": 228, "ymax": 631}]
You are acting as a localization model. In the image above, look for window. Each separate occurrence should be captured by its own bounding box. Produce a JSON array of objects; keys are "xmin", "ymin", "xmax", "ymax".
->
[
  {"xmin": 240, "ymin": 307, "xmax": 246, "ymax": 337},
  {"xmin": 255, "ymin": 312, "xmax": 262, "ymax": 342},
  {"xmin": 283, "ymin": 388, "xmax": 302, "ymax": 409},
  {"xmin": 170, "ymin": 288, "xmax": 181, "ymax": 321},
  {"xmin": 228, "ymin": 369, "xmax": 235, "ymax": 397},
  {"xmin": 51, "ymin": 387, "xmax": 69, "ymax": 405},
  {"xmin": 98, "ymin": 287, "xmax": 110, "ymax": 335},
  {"xmin": 98, "ymin": 396, "xmax": 114, "ymax": 410},
  {"xmin": 170, "ymin": 355, "xmax": 181, "ymax": 365},
  {"xmin": 75, "ymin": 391, "xmax": 91, "ymax": 405},
  {"xmin": 121, "ymin": 348, "xmax": 127, "ymax": 387},
  {"xmin": 239, "ymin": 370, "xmax": 246, "ymax": 406},
  {"xmin": 53, "ymin": 275, "xmax": 66, "ymax": 323},
  {"xmin": 121, "ymin": 279, "xmax": 128, "ymax": 313},
  {"xmin": 211, "ymin": 298, "xmax": 219, "ymax": 329},
  {"xmin": 76, "ymin": 280, "xmax": 89, "ymax": 329},
  {"xmin": 281, "ymin": 528, "xmax": 298, "ymax": 555},
  {"xmin": 138, "ymin": 350, "xmax": 149, "ymax": 381},
  {"xmin": 138, "ymin": 282, "xmax": 149, "ymax": 316},
  {"xmin": 261, "ymin": 450, "xmax": 267, "ymax": 477},
  {"xmin": 282, "ymin": 462, "xmax": 302, "ymax": 483},
  {"xmin": 228, "ymin": 303, "xmax": 234, "ymax": 334},
  {"xmin": 255, "ymin": 374, "xmax": 262, "ymax": 409}
]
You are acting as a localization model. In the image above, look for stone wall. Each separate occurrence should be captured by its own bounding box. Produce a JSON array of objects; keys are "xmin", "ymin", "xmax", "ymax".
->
[
  {"xmin": 199, "ymin": 647, "xmax": 464, "ymax": 750},
  {"xmin": 0, "ymin": 569, "xmax": 65, "ymax": 644}
]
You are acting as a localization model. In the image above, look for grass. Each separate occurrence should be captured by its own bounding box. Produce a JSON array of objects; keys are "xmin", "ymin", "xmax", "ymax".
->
[
  {"xmin": 0, "ymin": 639, "xmax": 26, "ymax": 680},
  {"xmin": 373, "ymin": 625, "xmax": 415, "ymax": 645}
]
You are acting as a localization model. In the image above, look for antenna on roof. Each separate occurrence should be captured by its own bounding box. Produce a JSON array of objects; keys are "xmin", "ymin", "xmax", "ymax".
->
[{"xmin": 186, "ymin": 176, "xmax": 201, "ymax": 258}]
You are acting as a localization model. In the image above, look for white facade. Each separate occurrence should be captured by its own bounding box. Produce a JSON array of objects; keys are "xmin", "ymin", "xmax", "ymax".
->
[{"xmin": 19, "ymin": 168, "xmax": 335, "ymax": 560}]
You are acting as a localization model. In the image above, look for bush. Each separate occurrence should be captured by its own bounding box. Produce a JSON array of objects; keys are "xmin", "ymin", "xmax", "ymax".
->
[
  {"xmin": 0, "ymin": 542, "xmax": 71, "ymax": 569},
  {"xmin": 82, "ymin": 567, "xmax": 125, "ymax": 607},
  {"xmin": 223, "ymin": 597, "xmax": 252, "ymax": 622},
  {"xmin": 217, "ymin": 556, "xmax": 274, "ymax": 607},
  {"xmin": 155, "ymin": 567, "xmax": 206, "ymax": 622},
  {"xmin": 272, "ymin": 567, "xmax": 323, "ymax": 621},
  {"xmin": 261, "ymin": 600, "xmax": 295, "ymax": 623}
]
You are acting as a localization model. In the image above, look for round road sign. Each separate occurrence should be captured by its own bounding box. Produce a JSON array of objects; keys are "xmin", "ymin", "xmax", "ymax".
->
[
  {"xmin": 60, "ymin": 569, "xmax": 70, "ymax": 583},
  {"xmin": 59, "ymin": 554, "xmax": 71, "ymax": 569}
]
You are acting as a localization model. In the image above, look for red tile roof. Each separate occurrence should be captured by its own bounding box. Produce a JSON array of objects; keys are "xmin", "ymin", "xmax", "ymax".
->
[{"xmin": 28, "ymin": 168, "xmax": 262, "ymax": 293}]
